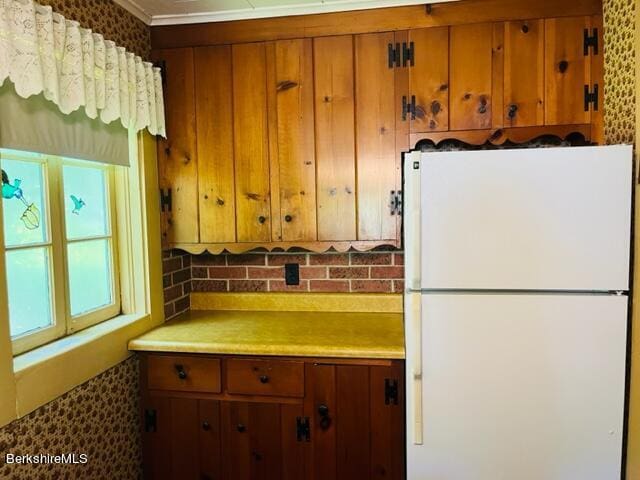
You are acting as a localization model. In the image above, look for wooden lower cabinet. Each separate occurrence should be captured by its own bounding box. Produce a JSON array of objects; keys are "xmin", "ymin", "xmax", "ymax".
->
[{"xmin": 140, "ymin": 354, "xmax": 405, "ymax": 480}]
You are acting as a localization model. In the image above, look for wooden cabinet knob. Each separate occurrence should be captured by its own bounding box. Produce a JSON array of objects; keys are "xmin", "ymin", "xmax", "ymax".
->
[
  {"xmin": 258, "ymin": 215, "xmax": 267, "ymax": 224},
  {"xmin": 259, "ymin": 375, "xmax": 269, "ymax": 384},
  {"xmin": 174, "ymin": 364, "xmax": 187, "ymax": 380},
  {"xmin": 202, "ymin": 421, "xmax": 211, "ymax": 431},
  {"xmin": 237, "ymin": 424, "xmax": 246, "ymax": 433},
  {"xmin": 507, "ymin": 104, "xmax": 518, "ymax": 119}
]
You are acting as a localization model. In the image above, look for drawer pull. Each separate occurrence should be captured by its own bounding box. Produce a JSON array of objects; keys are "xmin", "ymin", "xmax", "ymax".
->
[
  {"xmin": 318, "ymin": 404, "xmax": 332, "ymax": 430},
  {"xmin": 259, "ymin": 375, "xmax": 269, "ymax": 384},
  {"xmin": 237, "ymin": 424, "xmax": 246, "ymax": 433},
  {"xmin": 175, "ymin": 364, "xmax": 187, "ymax": 380},
  {"xmin": 202, "ymin": 421, "xmax": 211, "ymax": 431}
]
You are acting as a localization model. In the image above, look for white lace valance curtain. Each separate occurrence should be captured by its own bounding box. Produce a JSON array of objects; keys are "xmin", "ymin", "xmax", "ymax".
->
[{"xmin": 0, "ymin": 0, "xmax": 166, "ymax": 137}]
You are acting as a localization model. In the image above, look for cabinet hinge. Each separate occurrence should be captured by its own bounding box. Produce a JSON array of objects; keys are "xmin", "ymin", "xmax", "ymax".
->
[
  {"xmin": 144, "ymin": 409, "xmax": 157, "ymax": 433},
  {"xmin": 401, "ymin": 95, "xmax": 416, "ymax": 122},
  {"xmin": 154, "ymin": 60, "xmax": 167, "ymax": 86},
  {"xmin": 385, "ymin": 379, "xmax": 399, "ymax": 405},
  {"xmin": 388, "ymin": 43, "xmax": 401, "ymax": 68},
  {"xmin": 402, "ymin": 41, "xmax": 415, "ymax": 67},
  {"xmin": 160, "ymin": 188, "xmax": 172, "ymax": 213},
  {"xmin": 296, "ymin": 416, "xmax": 311, "ymax": 442},
  {"xmin": 583, "ymin": 28, "xmax": 599, "ymax": 56},
  {"xmin": 584, "ymin": 84, "xmax": 599, "ymax": 112},
  {"xmin": 390, "ymin": 190, "xmax": 403, "ymax": 216}
]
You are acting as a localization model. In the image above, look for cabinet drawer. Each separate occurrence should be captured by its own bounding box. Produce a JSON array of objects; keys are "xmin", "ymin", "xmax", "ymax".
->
[
  {"xmin": 226, "ymin": 358, "xmax": 304, "ymax": 397},
  {"xmin": 147, "ymin": 354, "xmax": 221, "ymax": 393}
]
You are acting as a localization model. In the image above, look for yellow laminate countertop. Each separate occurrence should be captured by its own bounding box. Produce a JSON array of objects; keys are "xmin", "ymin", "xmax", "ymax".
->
[{"xmin": 128, "ymin": 309, "xmax": 405, "ymax": 360}]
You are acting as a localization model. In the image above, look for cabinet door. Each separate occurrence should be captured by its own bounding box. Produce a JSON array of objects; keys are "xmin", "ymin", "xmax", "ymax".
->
[
  {"xmin": 545, "ymin": 16, "xmax": 591, "ymax": 125},
  {"xmin": 409, "ymin": 27, "xmax": 449, "ymax": 133},
  {"xmin": 305, "ymin": 363, "xmax": 405, "ymax": 480},
  {"xmin": 268, "ymin": 39, "xmax": 317, "ymax": 242},
  {"xmin": 314, "ymin": 35, "xmax": 357, "ymax": 241},
  {"xmin": 221, "ymin": 401, "xmax": 305, "ymax": 480},
  {"xmin": 450, "ymin": 23, "xmax": 494, "ymax": 130},
  {"xmin": 142, "ymin": 398, "xmax": 221, "ymax": 480},
  {"xmin": 355, "ymin": 32, "xmax": 399, "ymax": 241},
  {"xmin": 504, "ymin": 20, "xmax": 545, "ymax": 127},
  {"xmin": 153, "ymin": 48, "xmax": 198, "ymax": 245},
  {"xmin": 232, "ymin": 43, "xmax": 272, "ymax": 243},
  {"xmin": 195, "ymin": 46, "xmax": 236, "ymax": 243}
]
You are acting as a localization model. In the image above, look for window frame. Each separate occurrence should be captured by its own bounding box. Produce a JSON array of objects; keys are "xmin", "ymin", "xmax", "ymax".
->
[{"xmin": 1, "ymin": 151, "xmax": 121, "ymax": 355}]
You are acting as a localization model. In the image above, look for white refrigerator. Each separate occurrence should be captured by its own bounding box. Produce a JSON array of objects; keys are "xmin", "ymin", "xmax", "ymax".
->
[{"xmin": 404, "ymin": 145, "xmax": 632, "ymax": 480}]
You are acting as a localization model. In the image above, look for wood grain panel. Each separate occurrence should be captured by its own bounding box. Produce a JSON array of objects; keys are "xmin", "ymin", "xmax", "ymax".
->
[
  {"xmin": 491, "ymin": 22, "xmax": 505, "ymax": 129},
  {"xmin": 313, "ymin": 35, "xmax": 357, "ymax": 241},
  {"xmin": 250, "ymin": 403, "xmax": 283, "ymax": 480},
  {"xmin": 544, "ymin": 16, "xmax": 591, "ymax": 125},
  {"xmin": 355, "ymin": 32, "xmax": 397, "ymax": 241},
  {"xmin": 370, "ymin": 364, "xmax": 405, "ymax": 480},
  {"xmin": 153, "ymin": 48, "xmax": 198, "ymax": 245},
  {"xmin": 198, "ymin": 400, "xmax": 222, "ymax": 480},
  {"xmin": 450, "ymin": 23, "xmax": 494, "ymax": 130},
  {"xmin": 194, "ymin": 46, "xmax": 236, "ymax": 243},
  {"xmin": 281, "ymin": 404, "xmax": 306, "ymax": 480},
  {"xmin": 336, "ymin": 365, "xmax": 370, "ymax": 480},
  {"xmin": 409, "ymin": 27, "xmax": 449, "ymax": 132},
  {"xmin": 504, "ymin": 20, "xmax": 545, "ymax": 126},
  {"xmin": 222, "ymin": 401, "xmax": 251, "ymax": 480},
  {"xmin": 151, "ymin": 0, "xmax": 602, "ymax": 49},
  {"xmin": 232, "ymin": 43, "xmax": 272, "ymax": 242},
  {"xmin": 170, "ymin": 398, "xmax": 199, "ymax": 479},
  {"xmin": 305, "ymin": 364, "xmax": 337, "ymax": 480},
  {"xmin": 271, "ymin": 39, "xmax": 317, "ymax": 241}
]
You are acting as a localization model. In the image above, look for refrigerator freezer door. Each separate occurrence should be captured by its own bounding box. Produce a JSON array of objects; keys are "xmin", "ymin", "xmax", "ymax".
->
[
  {"xmin": 406, "ymin": 293, "xmax": 627, "ymax": 480},
  {"xmin": 417, "ymin": 145, "xmax": 632, "ymax": 291}
]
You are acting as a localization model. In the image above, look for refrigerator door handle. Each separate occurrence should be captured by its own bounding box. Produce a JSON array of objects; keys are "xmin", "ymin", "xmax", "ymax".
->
[
  {"xmin": 405, "ymin": 153, "xmax": 422, "ymax": 291},
  {"xmin": 409, "ymin": 293, "xmax": 424, "ymax": 445}
]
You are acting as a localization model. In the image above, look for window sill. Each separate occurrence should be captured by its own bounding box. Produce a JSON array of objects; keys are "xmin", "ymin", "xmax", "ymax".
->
[{"xmin": 11, "ymin": 312, "xmax": 159, "ymax": 419}]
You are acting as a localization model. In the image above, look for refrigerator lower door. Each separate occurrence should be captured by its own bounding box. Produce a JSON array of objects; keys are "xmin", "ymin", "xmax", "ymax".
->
[{"xmin": 406, "ymin": 293, "xmax": 627, "ymax": 480}]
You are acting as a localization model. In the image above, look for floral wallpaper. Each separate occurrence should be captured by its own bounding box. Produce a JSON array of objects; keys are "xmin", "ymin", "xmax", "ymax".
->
[
  {"xmin": 38, "ymin": 0, "xmax": 150, "ymax": 59},
  {"xmin": 0, "ymin": 357, "xmax": 142, "ymax": 480},
  {"xmin": 603, "ymin": 0, "xmax": 636, "ymax": 145}
]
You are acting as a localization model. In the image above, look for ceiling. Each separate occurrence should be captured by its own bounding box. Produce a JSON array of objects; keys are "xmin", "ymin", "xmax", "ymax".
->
[{"xmin": 113, "ymin": 0, "xmax": 458, "ymax": 26}]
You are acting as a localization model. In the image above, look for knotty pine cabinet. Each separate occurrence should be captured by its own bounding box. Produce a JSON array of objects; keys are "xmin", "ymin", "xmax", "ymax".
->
[
  {"xmin": 154, "ymin": 11, "xmax": 603, "ymax": 253},
  {"xmin": 140, "ymin": 354, "xmax": 405, "ymax": 480}
]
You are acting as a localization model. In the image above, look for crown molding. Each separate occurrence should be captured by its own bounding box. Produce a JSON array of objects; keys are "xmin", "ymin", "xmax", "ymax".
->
[
  {"xmin": 111, "ymin": 0, "xmax": 153, "ymax": 25},
  {"xmin": 149, "ymin": 0, "xmax": 456, "ymax": 26}
]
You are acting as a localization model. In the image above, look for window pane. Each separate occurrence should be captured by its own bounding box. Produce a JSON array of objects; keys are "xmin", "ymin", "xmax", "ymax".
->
[
  {"xmin": 5, "ymin": 248, "xmax": 53, "ymax": 337},
  {"xmin": 62, "ymin": 165, "xmax": 108, "ymax": 239},
  {"xmin": 67, "ymin": 239, "xmax": 113, "ymax": 316},
  {"xmin": 1, "ymin": 159, "xmax": 47, "ymax": 246}
]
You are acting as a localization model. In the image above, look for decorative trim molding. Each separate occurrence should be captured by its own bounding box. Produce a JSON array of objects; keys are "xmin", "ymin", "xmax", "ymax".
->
[
  {"xmin": 170, "ymin": 240, "xmax": 401, "ymax": 255},
  {"xmin": 111, "ymin": 0, "xmax": 153, "ymax": 25},
  {"xmin": 115, "ymin": 0, "xmax": 455, "ymax": 26}
]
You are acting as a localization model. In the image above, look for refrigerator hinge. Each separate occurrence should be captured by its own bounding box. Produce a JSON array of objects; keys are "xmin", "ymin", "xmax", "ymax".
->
[
  {"xmin": 385, "ymin": 378, "xmax": 399, "ymax": 405},
  {"xmin": 390, "ymin": 190, "xmax": 403, "ymax": 216},
  {"xmin": 612, "ymin": 290, "xmax": 625, "ymax": 296}
]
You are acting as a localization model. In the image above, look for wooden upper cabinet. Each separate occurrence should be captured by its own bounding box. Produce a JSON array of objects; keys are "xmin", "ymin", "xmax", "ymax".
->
[
  {"xmin": 544, "ymin": 16, "xmax": 592, "ymax": 125},
  {"xmin": 153, "ymin": 48, "xmax": 199, "ymax": 245},
  {"xmin": 313, "ymin": 36, "xmax": 357, "ymax": 241},
  {"xmin": 504, "ymin": 20, "xmax": 545, "ymax": 127},
  {"xmin": 232, "ymin": 43, "xmax": 272, "ymax": 243},
  {"xmin": 268, "ymin": 39, "xmax": 317, "ymax": 242},
  {"xmin": 355, "ymin": 32, "xmax": 399, "ymax": 242},
  {"xmin": 409, "ymin": 27, "xmax": 449, "ymax": 132},
  {"xmin": 450, "ymin": 23, "xmax": 494, "ymax": 130},
  {"xmin": 194, "ymin": 46, "xmax": 236, "ymax": 243}
]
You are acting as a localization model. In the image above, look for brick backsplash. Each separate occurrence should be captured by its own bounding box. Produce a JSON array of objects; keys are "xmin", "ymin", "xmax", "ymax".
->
[
  {"xmin": 162, "ymin": 249, "xmax": 191, "ymax": 320},
  {"xmin": 191, "ymin": 252, "xmax": 405, "ymax": 294}
]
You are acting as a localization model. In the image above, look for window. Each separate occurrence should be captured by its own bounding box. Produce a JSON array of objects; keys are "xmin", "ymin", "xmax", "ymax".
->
[{"xmin": 1, "ymin": 150, "xmax": 120, "ymax": 354}]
